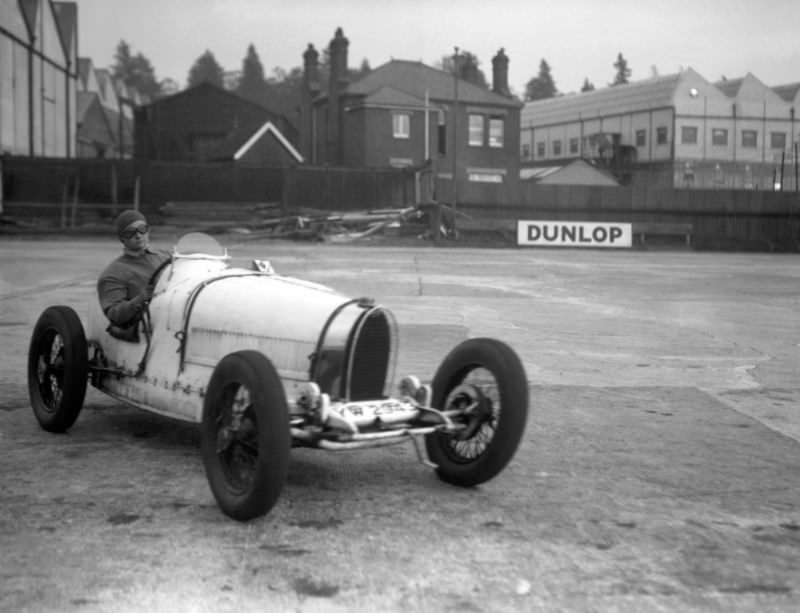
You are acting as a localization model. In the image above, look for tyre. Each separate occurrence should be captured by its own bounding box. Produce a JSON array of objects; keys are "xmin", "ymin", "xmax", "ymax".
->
[
  {"xmin": 27, "ymin": 306, "xmax": 89, "ymax": 433},
  {"xmin": 201, "ymin": 351, "xmax": 291, "ymax": 521},
  {"xmin": 425, "ymin": 338, "xmax": 529, "ymax": 487}
]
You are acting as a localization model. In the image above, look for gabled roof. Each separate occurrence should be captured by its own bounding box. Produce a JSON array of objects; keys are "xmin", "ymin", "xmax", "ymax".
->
[
  {"xmin": 772, "ymin": 82, "xmax": 800, "ymax": 103},
  {"xmin": 521, "ymin": 70, "xmax": 691, "ymax": 126},
  {"xmin": 206, "ymin": 120, "xmax": 303, "ymax": 163},
  {"xmin": 343, "ymin": 59, "xmax": 520, "ymax": 108},
  {"xmin": 145, "ymin": 81, "xmax": 289, "ymax": 125},
  {"xmin": 522, "ymin": 159, "xmax": 618, "ymax": 186},
  {"xmin": 360, "ymin": 85, "xmax": 428, "ymax": 108},
  {"xmin": 77, "ymin": 57, "xmax": 93, "ymax": 89},
  {"xmin": 18, "ymin": 0, "xmax": 39, "ymax": 39},
  {"xmin": 713, "ymin": 72, "xmax": 788, "ymax": 107},
  {"xmin": 52, "ymin": 2, "xmax": 77, "ymax": 61},
  {"xmin": 714, "ymin": 77, "xmax": 744, "ymax": 98}
]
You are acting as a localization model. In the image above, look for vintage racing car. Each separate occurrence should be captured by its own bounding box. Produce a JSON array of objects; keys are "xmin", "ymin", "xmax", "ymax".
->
[{"xmin": 28, "ymin": 233, "xmax": 529, "ymax": 520}]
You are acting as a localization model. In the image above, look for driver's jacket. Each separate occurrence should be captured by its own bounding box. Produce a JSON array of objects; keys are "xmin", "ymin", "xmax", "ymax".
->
[{"xmin": 97, "ymin": 249, "xmax": 170, "ymax": 327}]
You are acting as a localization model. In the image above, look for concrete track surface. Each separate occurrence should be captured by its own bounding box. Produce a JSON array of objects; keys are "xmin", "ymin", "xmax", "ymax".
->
[{"xmin": 1, "ymin": 233, "xmax": 799, "ymax": 613}]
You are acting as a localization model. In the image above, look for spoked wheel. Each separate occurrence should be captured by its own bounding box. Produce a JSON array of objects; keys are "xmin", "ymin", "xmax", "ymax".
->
[
  {"xmin": 27, "ymin": 306, "xmax": 88, "ymax": 433},
  {"xmin": 425, "ymin": 338, "xmax": 529, "ymax": 487},
  {"xmin": 201, "ymin": 351, "xmax": 290, "ymax": 521}
]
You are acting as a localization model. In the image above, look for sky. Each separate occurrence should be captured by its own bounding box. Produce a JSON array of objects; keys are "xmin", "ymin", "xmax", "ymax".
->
[{"xmin": 75, "ymin": 0, "xmax": 800, "ymax": 95}]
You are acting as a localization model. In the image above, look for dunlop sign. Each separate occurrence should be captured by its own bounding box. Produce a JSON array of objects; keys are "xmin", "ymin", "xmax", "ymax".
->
[{"xmin": 517, "ymin": 220, "xmax": 632, "ymax": 248}]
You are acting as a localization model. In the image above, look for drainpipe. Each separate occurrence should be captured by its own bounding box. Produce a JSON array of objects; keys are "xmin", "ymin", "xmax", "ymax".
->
[{"xmin": 28, "ymin": 38, "xmax": 35, "ymax": 155}]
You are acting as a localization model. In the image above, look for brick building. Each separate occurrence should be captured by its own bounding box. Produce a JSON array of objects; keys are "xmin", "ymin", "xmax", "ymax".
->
[{"xmin": 300, "ymin": 28, "xmax": 522, "ymax": 206}]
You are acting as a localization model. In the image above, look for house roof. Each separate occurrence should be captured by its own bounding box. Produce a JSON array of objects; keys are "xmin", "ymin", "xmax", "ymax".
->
[
  {"xmin": 77, "ymin": 57, "xmax": 92, "ymax": 88},
  {"xmin": 714, "ymin": 77, "xmax": 744, "ymax": 97},
  {"xmin": 76, "ymin": 91, "xmax": 96, "ymax": 123},
  {"xmin": 522, "ymin": 71, "xmax": 688, "ymax": 126},
  {"xmin": 522, "ymin": 159, "xmax": 619, "ymax": 186},
  {"xmin": 146, "ymin": 81, "xmax": 289, "ymax": 126},
  {"xmin": 360, "ymin": 85, "xmax": 429, "ymax": 108},
  {"xmin": 772, "ymin": 82, "xmax": 800, "ymax": 102},
  {"xmin": 343, "ymin": 59, "xmax": 520, "ymax": 108},
  {"xmin": 207, "ymin": 120, "xmax": 303, "ymax": 163},
  {"xmin": 18, "ymin": 0, "xmax": 38, "ymax": 38},
  {"xmin": 52, "ymin": 2, "xmax": 77, "ymax": 60}
]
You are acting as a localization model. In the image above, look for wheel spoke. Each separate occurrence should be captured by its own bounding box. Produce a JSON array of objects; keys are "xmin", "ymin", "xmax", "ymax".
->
[{"xmin": 215, "ymin": 383, "xmax": 259, "ymax": 493}]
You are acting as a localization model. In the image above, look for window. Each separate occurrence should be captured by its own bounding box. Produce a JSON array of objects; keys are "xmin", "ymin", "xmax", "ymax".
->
[
  {"xmin": 488, "ymin": 117, "xmax": 504, "ymax": 147},
  {"xmin": 771, "ymin": 132, "xmax": 787, "ymax": 149},
  {"xmin": 553, "ymin": 140, "xmax": 562, "ymax": 156},
  {"xmin": 656, "ymin": 127, "xmax": 668, "ymax": 145},
  {"xmin": 522, "ymin": 143, "xmax": 531, "ymax": 159},
  {"xmin": 468, "ymin": 114, "xmax": 484, "ymax": 146},
  {"xmin": 742, "ymin": 130, "xmax": 757, "ymax": 148},
  {"xmin": 681, "ymin": 126, "xmax": 698, "ymax": 144},
  {"xmin": 712, "ymin": 128, "xmax": 728, "ymax": 146},
  {"xmin": 635, "ymin": 129, "xmax": 646, "ymax": 147},
  {"xmin": 537, "ymin": 142, "xmax": 545, "ymax": 157},
  {"xmin": 392, "ymin": 113, "xmax": 410, "ymax": 139},
  {"xmin": 569, "ymin": 138, "xmax": 578, "ymax": 154}
]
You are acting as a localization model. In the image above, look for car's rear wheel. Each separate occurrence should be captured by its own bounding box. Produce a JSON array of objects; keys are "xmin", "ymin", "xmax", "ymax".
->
[
  {"xmin": 425, "ymin": 338, "xmax": 529, "ymax": 487},
  {"xmin": 201, "ymin": 351, "xmax": 290, "ymax": 521},
  {"xmin": 28, "ymin": 306, "xmax": 88, "ymax": 433}
]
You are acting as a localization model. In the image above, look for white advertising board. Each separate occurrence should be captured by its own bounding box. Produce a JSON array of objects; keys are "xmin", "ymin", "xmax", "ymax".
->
[{"xmin": 517, "ymin": 220, "xmax": 632, "ymax": 248}]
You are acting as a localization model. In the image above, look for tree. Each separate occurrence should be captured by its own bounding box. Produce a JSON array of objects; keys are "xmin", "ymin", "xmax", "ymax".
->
[
  {"xmin": 111, "ymin": 40, "xmax": 162, "ymax": 99},
  {"xmin": 187, "ymin": 50, "xmax": 224, "ymax": 88},
  {"xmin": 611, "ymin": 52, "xmax": 631, "ymax": 86},
  {"xmin": 580, "ymin": 77, "xmax": 595, "ymax": 92},
  {"xmin": 437, "ymin": 50, "xmax": 488, "ymax": 88},
  {"xmin": 524, "ymin": 59, "xmax": 557, "ymax": 101},
  {"xmin": 236, "ymin": 44, "xmax": 267, "ymax": 104}
]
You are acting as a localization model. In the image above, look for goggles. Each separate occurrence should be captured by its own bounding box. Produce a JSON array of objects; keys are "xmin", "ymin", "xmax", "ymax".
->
[{"xmin": 120, "ymin": 224, "xmax": 149, "ymax": 239}]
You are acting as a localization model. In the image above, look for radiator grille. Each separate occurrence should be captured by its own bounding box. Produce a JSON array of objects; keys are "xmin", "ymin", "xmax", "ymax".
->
[{"xmin": 347, "ymin": 310, "xmax": 392, "ymax": 401}]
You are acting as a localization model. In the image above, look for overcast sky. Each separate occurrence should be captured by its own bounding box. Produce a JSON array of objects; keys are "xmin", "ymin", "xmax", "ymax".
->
[{"xmin": 75, "ymin": 0, "xmax": 800, "ymax": 95}]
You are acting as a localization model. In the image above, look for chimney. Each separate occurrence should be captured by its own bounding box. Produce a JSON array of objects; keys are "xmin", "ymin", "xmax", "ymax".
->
[
  {"xmin": 327, "ymin": 27, "xmax": 349, "ymax": 164},
  {"xmin": 303, "ymin": 43, "xmax": 319, "ymax": 86},
  {"xmin": 492, "ymin": 48, "xmax": 510, "ymax": 97},
  {"xmin": 329, "ymin": 27, "xmax": 349, "ymax": 88}
]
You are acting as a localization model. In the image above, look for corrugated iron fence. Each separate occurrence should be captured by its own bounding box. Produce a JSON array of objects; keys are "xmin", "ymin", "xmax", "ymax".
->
[
  {"xmin": 0, "ymin": 157, "xmax": 415, "ymax": 220},
  {"xmin": 2, "ymin": 156, "xmax": 799, "ymax": 250}
]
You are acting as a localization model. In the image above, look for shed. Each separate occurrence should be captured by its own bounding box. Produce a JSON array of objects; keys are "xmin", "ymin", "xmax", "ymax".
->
[{"xmin": 521, "ymin": 159, "xmax": 619, "ymax": 186}]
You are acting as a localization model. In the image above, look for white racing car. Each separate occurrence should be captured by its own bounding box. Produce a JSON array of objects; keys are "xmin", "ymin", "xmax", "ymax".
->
[{"xmin": 28, "ymin": 233, "xmax": 529, "ymax": 520}]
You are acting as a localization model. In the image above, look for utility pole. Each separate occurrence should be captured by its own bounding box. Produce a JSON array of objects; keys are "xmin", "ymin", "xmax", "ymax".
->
[{"xmin": 452, "ymin": 47, "xmax": 460, "ymax": 213}]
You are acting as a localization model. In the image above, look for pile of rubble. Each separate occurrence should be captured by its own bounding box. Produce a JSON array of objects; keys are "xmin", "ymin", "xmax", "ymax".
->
[{"xmin": 159, "ymin": 201, "xmax": 463, "ymax": 243}]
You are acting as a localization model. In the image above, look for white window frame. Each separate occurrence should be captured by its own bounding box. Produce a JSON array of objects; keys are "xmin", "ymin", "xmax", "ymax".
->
[
  {"xmin": 468, "ymin": 114, "xmax": 484, "ymax": 147},
  {"xmin": 488, "ymin": 117, "xmax": 504, "ymax": 148},
  {"xmin": 392, "ymin": 113, "xmax": 410, "ymax": 139}
]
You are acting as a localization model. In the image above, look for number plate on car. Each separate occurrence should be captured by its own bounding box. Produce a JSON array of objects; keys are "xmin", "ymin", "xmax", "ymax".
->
[{"xmin": 331, "ymin": 399, "xmax": 418, "ymax": 426}]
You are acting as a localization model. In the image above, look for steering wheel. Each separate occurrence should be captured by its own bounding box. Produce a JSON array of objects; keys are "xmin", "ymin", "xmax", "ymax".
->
[{"xmin": 147, "ymin": 256, "xmax": 174, "ymax": 292}]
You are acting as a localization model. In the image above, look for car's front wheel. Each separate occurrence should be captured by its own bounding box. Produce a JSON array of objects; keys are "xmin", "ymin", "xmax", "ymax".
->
[
  {"xmin": 201, "ymin": 351, "xmax": 290, "ymax": 521},
  {"xmin": 28, "ymin": 306, "xmax": 88, "ymax": 433},
  {"xmin": 425, "ymin": 338, "xmax": 529, "ymax": 487}
]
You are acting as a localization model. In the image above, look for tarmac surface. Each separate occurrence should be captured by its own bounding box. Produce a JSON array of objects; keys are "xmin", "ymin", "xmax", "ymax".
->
[{"xmin": 1, "ymin": 231, "xmax": 799, "ymax": 612}]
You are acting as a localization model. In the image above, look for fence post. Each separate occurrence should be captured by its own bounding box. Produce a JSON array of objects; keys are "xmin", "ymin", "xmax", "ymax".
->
[
  {"xmin": 111, "ymin": 161, "xmax": 118, "ymax": 213},
  {"xmin": 71, "ymin": 174, "xmax": 80, "ymax": 228}
]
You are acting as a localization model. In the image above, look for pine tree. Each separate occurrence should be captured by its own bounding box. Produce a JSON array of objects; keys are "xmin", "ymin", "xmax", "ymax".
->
[
  {"xmin": 612, "ymin": 52, "xmax": 631, "ymax": 86},
  {"xmin": 524, "ymin": 59, "xmax": 557, "ymax": 101},
  {"xmin": 437, "ymin": 50, "xmax": 488, "ymax": 89},
  {"xmin": 187, "ymin": 50, "xmax": 224, "ymax": 88},
  {"xmin": 580, "ymin": 78, "xmax": 595, "ymax": 92},
  {"xmin": 111, "ymin": 40, "xmax": 162, "ymax": 99},
  {"xmin": 236, "ymin": 44, "xmax": 267, "ymax": 104}
]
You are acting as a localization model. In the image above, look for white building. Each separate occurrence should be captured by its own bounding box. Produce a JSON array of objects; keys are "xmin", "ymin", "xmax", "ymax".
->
[{"xmin": 520, "ymin": 68, "xmax": 799, "ymax": 189}]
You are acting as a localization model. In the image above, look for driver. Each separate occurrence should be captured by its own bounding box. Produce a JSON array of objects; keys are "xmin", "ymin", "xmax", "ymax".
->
[{"xmin": 97, "ymin": 210, "xmax": 170, "ymax": 334}]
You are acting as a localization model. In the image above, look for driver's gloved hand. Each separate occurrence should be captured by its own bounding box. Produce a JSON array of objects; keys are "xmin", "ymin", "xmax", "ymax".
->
[{"xmin": 138, "ymin": 284, "xmax": 155, "ymax": 305}]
